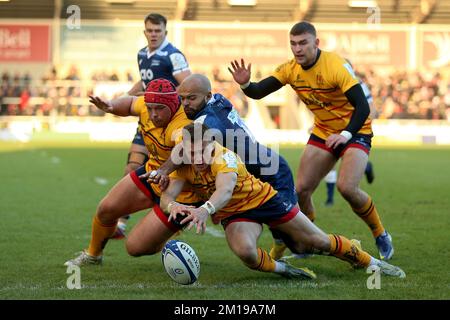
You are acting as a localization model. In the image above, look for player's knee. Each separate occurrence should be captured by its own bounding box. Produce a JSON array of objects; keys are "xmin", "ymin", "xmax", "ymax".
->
[
  {"xmin": 96, "ymin": 197, "xmax": 118, "ymax": 222},
  {"xmin": 233, "ymin": 244, "xmax": 258, "ymax": 266},
  {"xmin": 336, "ymin": 181, "xmax": 357, "ymax": 199},
  {"xmin": 126, "ymin": 241, "xmax": 144, "ymax": 257},
  {"xmin": 126, "ymin": 238, "xmax": 162, "ymax": 257},
  {"xmin": 126, "ymin": 243, "xmax": 142, "ymax": 257},
  {"xmin": 126, "ymin": 240, "xmax": 152, "ymax": 257}
]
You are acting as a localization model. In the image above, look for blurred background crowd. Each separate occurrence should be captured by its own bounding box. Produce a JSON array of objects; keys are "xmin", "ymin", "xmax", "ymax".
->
[{"xmin": 1, "ymin": 65, "xmax": 448, "ymax": 120}]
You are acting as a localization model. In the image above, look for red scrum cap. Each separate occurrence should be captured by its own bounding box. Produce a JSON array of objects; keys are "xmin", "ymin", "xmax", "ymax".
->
[{"xmin": 144, "ymin": 78, "xmax": 180, "ymax": 116}]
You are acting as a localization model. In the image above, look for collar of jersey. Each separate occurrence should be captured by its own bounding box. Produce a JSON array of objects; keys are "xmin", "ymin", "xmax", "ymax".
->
[
  {"xmin": 194, "ymin": 95, "xmax": 216, "ymax": 120},
  {"xmin": 146, "ymin": 38, "xmax": 170, "ymax": 59},
  {"xmin": 207, "ymin": 95, "xmax": 216, "ymax": 106},
  {"xmin": 301, "ymin": 49, "xmax": 322, "ymax": 70}
]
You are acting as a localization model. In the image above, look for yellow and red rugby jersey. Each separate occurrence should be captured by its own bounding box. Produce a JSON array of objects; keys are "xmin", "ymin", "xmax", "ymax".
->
[
  {"xmin": 272, "ymin": 50, "xmax": 372, "ymax": 140},
  {"xmin": 132, "ymin": 96, "xmax": 197, "ymax": 203},
  {"xmin": 170, "ymin": 143, "xmax": 277, "ymax": 224}
]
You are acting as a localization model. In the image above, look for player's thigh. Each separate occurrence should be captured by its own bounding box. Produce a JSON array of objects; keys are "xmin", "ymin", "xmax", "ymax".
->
[
  {"xmin": 297, "ymin": 144, "xmax": 337, "ymax": 190},
  {"xmin": 274, "ymin": 212, "xmax": 329, "ymax": 250},
  {"xmin": 225, "ymin": 222, "xmax": 262, "ymax": 256},
  {"xmin": 338, "ymin": 148, "xmax": 368, "ymax": 189},
  {"xmin": 126, "ymin": 209, "xmax": 175, "ymax": 255},
  {"xmin": 99, "ymin": 174, "xmax": 153, "ymax": 215}
]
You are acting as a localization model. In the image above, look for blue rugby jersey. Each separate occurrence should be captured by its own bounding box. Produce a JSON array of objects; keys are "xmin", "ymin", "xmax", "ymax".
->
[
  {"xmin": 193, "ymin": 93, "xmax": 297, "ymax": 205},
  {"xmin": 137, "ymin": 39, "xmax": 190, "ymax": 88}
]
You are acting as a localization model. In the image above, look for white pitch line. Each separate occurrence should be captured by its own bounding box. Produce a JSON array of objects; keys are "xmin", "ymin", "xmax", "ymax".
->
[
  {"xmin": 205, "ymin": 227, "xmax": 225, "ymax": 238},
  {"xmin": 50, "ymin": 156, "xmax": 61, "ymax": 164},
  {"xmin": 94, "ymin": 177, "xmax": 109, "ymax": 185}
]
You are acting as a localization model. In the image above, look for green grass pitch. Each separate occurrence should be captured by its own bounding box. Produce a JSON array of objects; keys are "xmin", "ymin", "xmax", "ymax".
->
[{"xmin": 0, "ymin": 135, "xmax": 449, "ymax": 300}]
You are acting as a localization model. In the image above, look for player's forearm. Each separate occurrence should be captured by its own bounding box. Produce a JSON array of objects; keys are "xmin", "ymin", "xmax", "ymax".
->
[
  {"xmin": 205, "ymin": 172, "xmax": 237, "ymax": 213},
  {"xmin": 160, "ymin": 145, "xmax": 184, "ymax": 175},
  {"xmin": 160, "ymin": 194, "xmax": 177, "ymax": 213},
  {"xmin": 158, "ymin": 158, "xmax": 180, "ymax": 176},
  {"xmin": 344, "ymin": 84, "xmax": 370, "ymax": 135},
  {"xmin": 108, "ymin": 96, "xmax": 135, "ymax": 117},
  {"xmin": 241, "ymin": 76, "xmax": 283, "ymax": 99},
  {"xmin": 160, "ymin": 178, "xmax": 186, "ymax": 213},
  {"xmin": 206, "ymin": 187, "xmax": 233, "ymax": 213}
]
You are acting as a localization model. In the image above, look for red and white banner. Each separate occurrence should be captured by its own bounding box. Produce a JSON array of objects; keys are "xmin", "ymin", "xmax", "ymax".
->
[
  {"xmin": 418, "ymin": 31, "xmax": 450, "ymax": 69},
  {"xmin": 0, "ymin": 24, "xmax": 51, "ymax": 62},
  {"xmin": 181, "ymin": 24, "xmax": 412, "ymax": 69},
  {"xmin": 317, "ymin": 28, "xmax": 409, "ymax": 68}
]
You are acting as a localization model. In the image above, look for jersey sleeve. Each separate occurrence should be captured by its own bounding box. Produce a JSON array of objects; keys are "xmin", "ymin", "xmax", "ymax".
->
[
  {"xmin": 271, "ymin": 61, "xmax": 290, "ymax": 85},
  {"xmin": 169, "ymin": 52, "xmax": 190, "ymax": 74},
  {"xmin": 333, "ymin": 57, "xmax": 359, "ymax": 93},
  {"xmin": 131, "ymin": 96, "xmax": 145, "ymax": 114},
  {"xmin": 210, "ymin": 150, "xmax": 240, "ymax": 176}
]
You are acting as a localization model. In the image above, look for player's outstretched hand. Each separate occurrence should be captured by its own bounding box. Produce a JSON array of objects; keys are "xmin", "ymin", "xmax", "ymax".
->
[
  {"xmin": 88, "ymin": 95, "xmax": 113, "ymax": 113},
  {"xmin": 179, "ymin": 207, "xmax": 208, "ymax": 235},
  {"xmin": 168, "ymin": 203, "xmax": 194, "ymax": 222},
  {"xmin": 228, "ymin": 58, "xmax": 252, "ymax": 86}
]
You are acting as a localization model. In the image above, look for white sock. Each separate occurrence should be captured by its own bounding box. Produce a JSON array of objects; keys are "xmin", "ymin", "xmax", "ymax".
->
[
  {"xmin": 369, "ymin": 256, "xmax": 381, "ymax": 266},
  {"xmin": 274, "ymin": 261, "xmax": 286, "ymax": 273}
]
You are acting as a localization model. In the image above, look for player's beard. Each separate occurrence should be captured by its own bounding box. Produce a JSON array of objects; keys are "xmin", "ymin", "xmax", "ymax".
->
[{"xmin": 185, "ymin": 100, "xmax": 207, "ymax": 120}]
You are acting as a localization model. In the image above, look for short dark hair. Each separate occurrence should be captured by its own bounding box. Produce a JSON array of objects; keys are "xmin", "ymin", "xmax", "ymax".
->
[
  {"xmin": 182, "ymin": 123, "xmax": 211, "ymax": 143},
  {"xmin": 144, "ymin": 13, "xmax": 167, "ymax": 26},
  {"xmin": 290, "ymin": 21, "xmax": 316, "ymax": 37}
]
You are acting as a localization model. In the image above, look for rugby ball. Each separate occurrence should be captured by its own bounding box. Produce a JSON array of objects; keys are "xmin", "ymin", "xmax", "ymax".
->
[{"xmin": 161, "ymin": 240, "xmax": 200, "ymax": 285}]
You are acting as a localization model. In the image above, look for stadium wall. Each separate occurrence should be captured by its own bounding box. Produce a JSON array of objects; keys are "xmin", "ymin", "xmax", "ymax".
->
[{"xmin": 1, "ymin": 116, "xmax": 450, "ymax": 146}]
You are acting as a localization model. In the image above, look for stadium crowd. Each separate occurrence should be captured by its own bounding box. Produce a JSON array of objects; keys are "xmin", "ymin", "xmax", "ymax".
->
[
  {"xmin": 1, "ymin": 65, "xmax": 449, "ymax": 121},
  {"xmin": 356, "ymin": 69, "xmax": 449, "ymax": 121}
]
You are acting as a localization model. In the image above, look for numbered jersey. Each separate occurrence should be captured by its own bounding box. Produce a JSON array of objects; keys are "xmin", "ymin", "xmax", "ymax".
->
[
  {"xmin": 193, "ymin": 93, "xmax": 264, "ymax": 169},
  {"xmin": 137, "ymin": 39, "xmax": 190, "ymax": 88}
]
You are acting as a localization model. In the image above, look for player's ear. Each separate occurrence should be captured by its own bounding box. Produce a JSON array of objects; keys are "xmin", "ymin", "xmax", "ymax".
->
[
  {"xmin": 315, "ymin": 37, "xmax": 320, "ymax": 47},
  {"xmin": 206, "ymin": 92, "xmax": 212, "ymax": 101}
]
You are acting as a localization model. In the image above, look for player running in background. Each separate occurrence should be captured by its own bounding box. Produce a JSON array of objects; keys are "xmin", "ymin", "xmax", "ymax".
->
[
  {"xmin": 228, "ymin": 21, "xmax": 394, "ymax": 261},
  {"xmin": 112, "ymin": 13, "xmax": 191, "ymax": 238},
  {"xmin": 160, "ymin": 123, "xmax": 405, "ymax": 279},
  {"xmin": 65, "ymin": 79, "xmax": 198, "ymax": 266}
]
